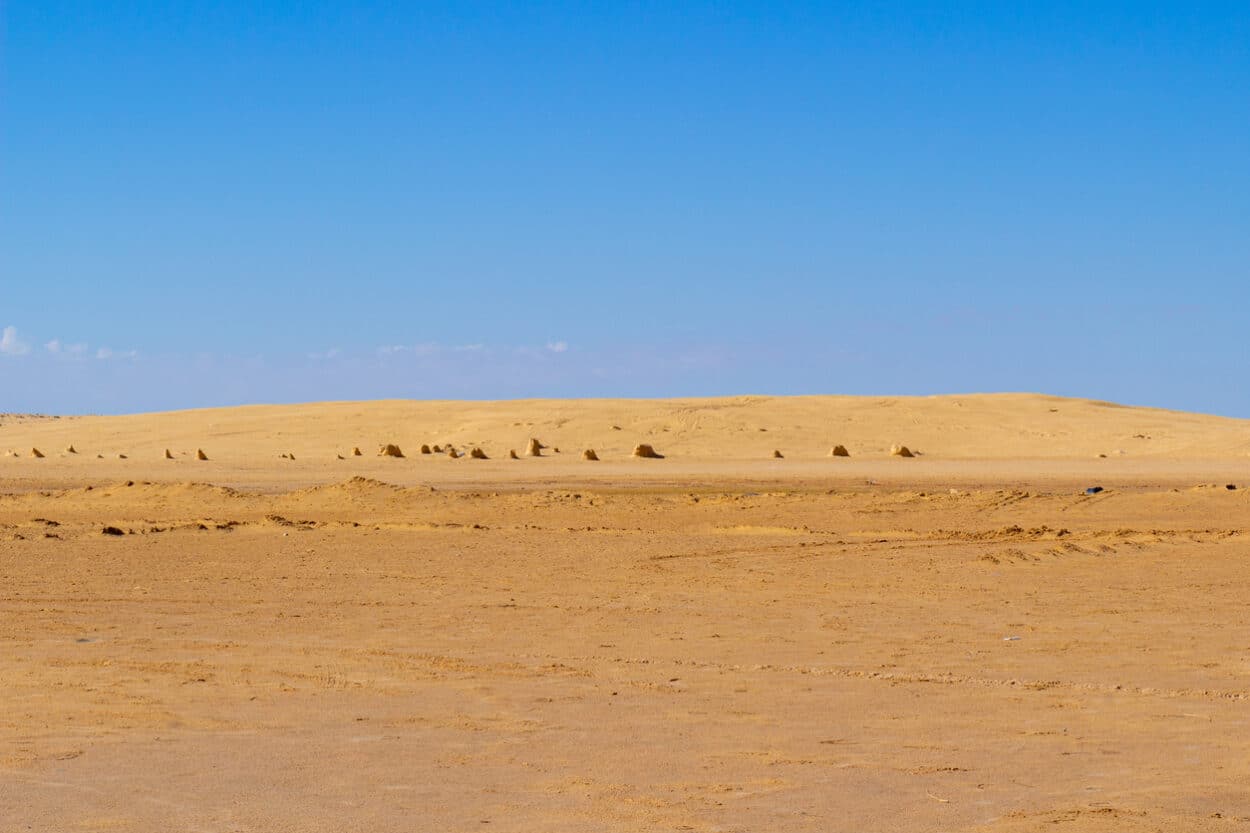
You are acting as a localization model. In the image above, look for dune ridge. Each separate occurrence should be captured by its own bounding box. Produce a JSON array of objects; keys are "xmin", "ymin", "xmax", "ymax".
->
[{"xmin": 0, "ymin": 394, "xmax": 1246, "ymax": 467}]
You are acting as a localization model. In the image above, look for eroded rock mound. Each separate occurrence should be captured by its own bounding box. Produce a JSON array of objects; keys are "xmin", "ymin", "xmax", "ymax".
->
[
  {"xmin": 525, "ymin": 438, "xmax": 545, "ymax": 457},
  {"xmin": 632, "ymin": 444, "xmax": 663, "ymax": 459},
  {"xmin": 582, "ymin": 449, "xmax": 599, "ymax": 461},
  {"xmin": 830, "ymin": 445, "xmax": 850, "ymax": 457},
  {"xmin": 378, "ymin": 444, "xmax": 404, "ymax": 458},
  {"xmin": 890, "ymin": 444, "xmax": 915, "ymax": 458}
]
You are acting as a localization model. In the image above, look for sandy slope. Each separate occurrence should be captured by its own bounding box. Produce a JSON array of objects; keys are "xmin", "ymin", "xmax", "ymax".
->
[
  {"xmin": 1, "ymin": 395, "xmax": 1249, "ymax": 831},
  {"xmin": 1, "ymin": 393, "xmax": 1248, "ymax": 467}
]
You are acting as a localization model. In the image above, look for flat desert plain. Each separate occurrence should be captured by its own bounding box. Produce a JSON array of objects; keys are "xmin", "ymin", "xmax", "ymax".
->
[{"xmin": 1, "ymin": 394, "xmax": 1249, "ymax": 832}]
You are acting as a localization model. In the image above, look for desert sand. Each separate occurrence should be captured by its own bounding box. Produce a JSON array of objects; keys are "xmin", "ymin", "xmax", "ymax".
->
[{"xmin": 1, "ymin": 394, "xmax": 1248, "ymax": 831}]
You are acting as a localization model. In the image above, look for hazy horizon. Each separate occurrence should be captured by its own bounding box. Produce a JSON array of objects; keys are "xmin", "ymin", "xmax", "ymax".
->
[{"xmin": 7, "ymin": 389, "xmax": 1248, "ymax": 424}]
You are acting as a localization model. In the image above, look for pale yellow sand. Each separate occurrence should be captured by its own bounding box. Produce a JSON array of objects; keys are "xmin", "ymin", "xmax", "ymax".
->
[{"xmin": 1, "ymin": 395, "xmax": 1248, "ymax": 831}]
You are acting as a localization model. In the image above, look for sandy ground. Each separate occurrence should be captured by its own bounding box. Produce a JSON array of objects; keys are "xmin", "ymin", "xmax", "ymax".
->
[{"xmin": 1, "ymin": 395, "xmax": 1248, "ymax": 831}]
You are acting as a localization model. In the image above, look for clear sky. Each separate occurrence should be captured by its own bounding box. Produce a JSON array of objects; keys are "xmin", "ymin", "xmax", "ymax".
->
[{"xmin": 2, "ymin": 2, "xmax": 1247, "ymax": 415}]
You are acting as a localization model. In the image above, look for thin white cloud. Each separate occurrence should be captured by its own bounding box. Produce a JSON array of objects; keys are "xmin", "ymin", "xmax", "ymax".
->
[
  {"xmin": 95, "ymin": 347, "xmax": 138, "ymax": 361},
  {"xmin": 1, "ymin": 326, "xmax": 30, "ymax": 356},
  {"xmin": 378, "ymin": 343, "xmax": 434, "ymax": 357},
  {"xmin": 378, "ymin": 343, "xmax": 424, "ymax": 356},
  {"xmin": 378, "ymin": 343, "xmax": 487, "ymax": 357},
  {"xmin": 46, "ymin": 339, "xmax": 89, "ymax": 357},
  {"xmin": 308, "ymin": 348, "xmax": 342, "ymax": 360},
  {"xmin": 373, "ymin": 341, "xmax": 574, "ymax": 363}
]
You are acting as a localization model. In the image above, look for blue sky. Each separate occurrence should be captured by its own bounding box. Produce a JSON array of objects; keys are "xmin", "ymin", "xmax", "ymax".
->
[{"xmin": 2, "ymin": 2, "xmax": 1248, "ymax": 415}]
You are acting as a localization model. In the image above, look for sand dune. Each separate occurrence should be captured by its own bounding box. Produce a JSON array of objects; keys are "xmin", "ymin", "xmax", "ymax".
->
[{"xmin": 0, "ymin": 394, "xmax": 1245, "ymax": 472}]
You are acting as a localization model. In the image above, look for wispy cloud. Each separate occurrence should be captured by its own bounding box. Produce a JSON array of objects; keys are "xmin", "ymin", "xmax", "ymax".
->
[
  {"xmin": 12, "ymin": 330, "xmax": 137, "ymax": 361},
  {"xmin": 46, "ymin": 339, "xmax": 89, "ymax": 357},
  {"xmin": 378, "ymin": 343, "xmax": 487, "ymax": 357},
  {"xmin": 1, "ymin": 326, "xmax": 30, "ymax": 356},
  {"xmin": 95, "ymin": 347, "xmax": 138, "ymax": 361},
  {"xmin": 546, "ymin": 341, "xmax": 569, "ymax": 353},
  {"xmin": 378, "ymin": 343, "xmax": 432, "ymax": 357}
]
